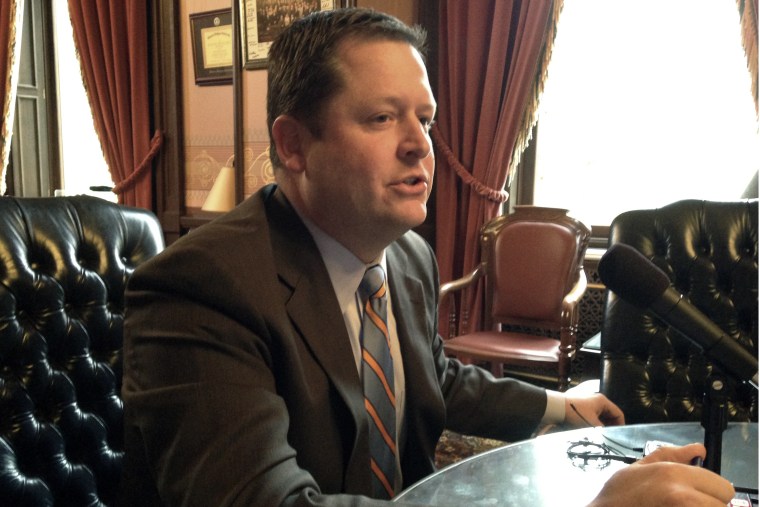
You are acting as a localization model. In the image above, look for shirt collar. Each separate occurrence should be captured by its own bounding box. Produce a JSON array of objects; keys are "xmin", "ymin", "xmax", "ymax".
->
[{"xmin": 297, "ymin": 212, "xmax": 387, "ymax": 309}]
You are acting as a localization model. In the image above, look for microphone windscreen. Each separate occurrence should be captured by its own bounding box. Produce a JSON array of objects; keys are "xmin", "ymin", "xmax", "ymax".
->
[{"xmin": 598, "ymin": 243, "xmax": 671, "ymax": 308}]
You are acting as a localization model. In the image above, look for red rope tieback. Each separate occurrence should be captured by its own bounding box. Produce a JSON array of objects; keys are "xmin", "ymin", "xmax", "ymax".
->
[
  {"xmin": 431, "ymin": 125, "xmax": 509, "ymax": 204},
  {"xmin": 112, "ymin": 129, "xmax": 164, "ymax": 195}
]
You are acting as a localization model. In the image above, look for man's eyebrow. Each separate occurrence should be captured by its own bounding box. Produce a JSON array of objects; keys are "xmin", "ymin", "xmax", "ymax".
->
[
  {"xmin": 420, "ymin": 103, "xmax": 437, "ymax": 115},
  {"xmin": 362, "ymin": 96, "xmax": 436, "ymax": 112}
]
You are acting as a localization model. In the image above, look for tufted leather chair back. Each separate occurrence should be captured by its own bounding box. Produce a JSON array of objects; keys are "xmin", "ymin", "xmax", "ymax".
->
[
  {"xmin": 600, "ymin": 199, "xmax": 758, "ymax": 424},
  {"xmin": 0, "ymin": 196, "xmax": 164, "ymax": 506}
]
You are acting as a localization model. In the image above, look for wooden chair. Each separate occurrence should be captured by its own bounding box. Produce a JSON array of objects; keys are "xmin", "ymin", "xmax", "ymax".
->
[{"xmin": 441, "ymin": 206, "xmax": 591, "ymax": 391}]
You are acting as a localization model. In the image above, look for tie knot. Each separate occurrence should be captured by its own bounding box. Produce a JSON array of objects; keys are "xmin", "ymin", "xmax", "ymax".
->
[{"xmin": 359, "ymin": 265, "xmax": 386, "ymax": 302}]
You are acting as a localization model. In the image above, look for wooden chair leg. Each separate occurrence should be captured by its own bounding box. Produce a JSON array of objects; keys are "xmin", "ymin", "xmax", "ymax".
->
[{"xmin": 558, "ymin": 360, "xmax": 569, "ymax": 392}]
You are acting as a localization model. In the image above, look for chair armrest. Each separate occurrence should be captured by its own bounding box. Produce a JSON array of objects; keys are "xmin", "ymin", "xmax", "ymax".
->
[
  {"xmin": 440, "ymin": 264, "xmax": 485, "ymax": 303},
  {"xmin": 560, "ymin": 270, "xmax": 588, "ymax": 349},
  {"xmin": 562, "ymin": 270, "xmax": 588, "ymax": 309},
  {"xmin": 439, "ymin": 264, "xmax": 485, "ymax": 339}
]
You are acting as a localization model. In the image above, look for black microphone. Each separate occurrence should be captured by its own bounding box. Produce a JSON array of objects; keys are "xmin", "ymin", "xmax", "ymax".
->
[{"xmin": 598, "ymin": 243, "xmax": 758, "ymax": 388}]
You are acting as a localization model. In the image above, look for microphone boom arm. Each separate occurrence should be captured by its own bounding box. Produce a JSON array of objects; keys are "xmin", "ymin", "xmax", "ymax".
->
[{"xmin": 650, "ymin": 290, "xmax": 759, "ymax": 390}]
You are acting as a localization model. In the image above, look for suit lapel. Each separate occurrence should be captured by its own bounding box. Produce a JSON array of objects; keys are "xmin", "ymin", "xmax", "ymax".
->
[
  {"xmin": 387, "ymin": 244, "xmax": 427, "ymax": 445},
  {"xmin": 387, "ymin": 240, "xmax": 446, "ymax": 482},
  {"xmin": 387, "ymin": 246, "xmax": 427, "ymax": 366},
  {"xmin": 387, "ymin": 243, "xmax": 430, "ymax": 393},
  {"xmin": 265, "ymin": 189, "xmax": 366, "ymax": 432}
]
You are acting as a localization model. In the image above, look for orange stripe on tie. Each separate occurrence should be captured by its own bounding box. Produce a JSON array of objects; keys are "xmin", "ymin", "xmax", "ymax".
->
[
  {"xmin": 365, "ymin": 302, "xmax": 389, "ymax": 340},
  {"xmin": 364, "ymin": 399, "xmax": 397, "ymax": 452},
  {"xmin": 370, "ymin": 458, "xmax": 395, "ymax": 498},
  {"xmin": 362, "ymin": 350, "xmax": 396, "ymax": 404}
]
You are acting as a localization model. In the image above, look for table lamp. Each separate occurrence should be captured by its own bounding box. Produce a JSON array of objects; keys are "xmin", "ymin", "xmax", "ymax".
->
[{"xmin": 202, "ymin": 156, "xmax": 235, "ymax": 212}]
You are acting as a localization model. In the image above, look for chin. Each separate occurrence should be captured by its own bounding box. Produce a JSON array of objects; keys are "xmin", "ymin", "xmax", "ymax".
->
[
  {"xmin": 400, "ymin": 209, "xmax": 428, "ymax": 231},
  {"xmin": 379, "ymin": 204, "xmax": 427, "ymax": 236}
]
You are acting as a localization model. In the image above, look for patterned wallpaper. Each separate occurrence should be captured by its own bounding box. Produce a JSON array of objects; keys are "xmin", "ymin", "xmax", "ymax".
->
[{"xmin": 184, "ymin": 139, "xmax": 274, "ymax": 209}]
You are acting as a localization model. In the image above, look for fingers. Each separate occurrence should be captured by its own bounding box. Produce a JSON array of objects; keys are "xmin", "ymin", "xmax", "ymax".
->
[
  {"xmin": 686, "ymin": 467, "xmax": 736, "ymax": 504},
  {"xmin": 630, "ymin": 461, "xmax": 735, "ymax": 505},
  {"xmin": 592, "ymin": 459, "xmax": 736, "ymax": 507},
  {"xmin": 598, "ymin": 400, "xmax": 625, "ymax": 426},
  {"xmin": 639, "ymin": 442, "xmax": 706, "ymax": 465},
  {"xmin": 564, "ymin": 394, "xmax": 625, "ymax": 428},
  {"xmin": 633, "ymin": 445, "xmax": 735, "ymax": 505}
]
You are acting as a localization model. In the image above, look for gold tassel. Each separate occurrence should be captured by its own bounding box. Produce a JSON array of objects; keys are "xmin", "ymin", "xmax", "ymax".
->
[
  {"xmin": 736, "ymin": 0, "xmax": 758, "ymax": 117},
  {"xmin": 0, "ymin": 0, "xmax": 24, "ymax": 195},
  {"xmin": 508, "ymin": 0, "xmax": 566, "ymax": 180}
]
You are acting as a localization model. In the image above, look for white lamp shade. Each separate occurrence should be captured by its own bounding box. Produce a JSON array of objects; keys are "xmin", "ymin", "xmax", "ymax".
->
[{"xmin": 202, "ymin": 165, "xmax": 236, "ymax": 212}]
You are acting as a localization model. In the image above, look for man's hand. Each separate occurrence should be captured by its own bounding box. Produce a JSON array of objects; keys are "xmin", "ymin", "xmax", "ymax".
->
[
  {"xmin": 588, "ymin": 443, "xmax": 735, "ymax": 507},
  {"xmin": 563, "ymin": 393, "xmax": 625, "ymax": 427}
]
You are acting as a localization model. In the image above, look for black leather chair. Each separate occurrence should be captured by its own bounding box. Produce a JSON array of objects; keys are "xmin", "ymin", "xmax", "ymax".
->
[
  {"xmin": 600, "ymin": 199, "xmax": 758, "ymax": 424},
  {"xmin": 0, "ymin": 196, "xmax": 163, "ymax": 506}
]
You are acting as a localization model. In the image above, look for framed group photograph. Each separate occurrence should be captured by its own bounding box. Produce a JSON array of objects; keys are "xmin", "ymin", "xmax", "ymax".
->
[
  {"xmin": 240, "ymin": 0, "xmax": 340, "ymax": 70},
  {"xmin": 190, "ymin": 9, "xmax": 234, "ymax": 85}
]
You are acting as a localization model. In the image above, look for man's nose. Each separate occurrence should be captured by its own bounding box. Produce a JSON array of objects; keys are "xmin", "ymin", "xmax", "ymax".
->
[{"xmin": 399, "ymin": 121, "xmax": 432, "ymax": 161}]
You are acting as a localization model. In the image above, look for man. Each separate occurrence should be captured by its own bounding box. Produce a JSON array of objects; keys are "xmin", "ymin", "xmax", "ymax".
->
[{"xmin": 120, "ymin": 8, "xmax": 735, "ymax": 506}]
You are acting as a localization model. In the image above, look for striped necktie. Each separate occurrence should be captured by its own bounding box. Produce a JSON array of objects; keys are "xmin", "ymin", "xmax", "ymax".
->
[{"xmin": 358, "ymin": 265, "xmax": 396, "ymax": 499}]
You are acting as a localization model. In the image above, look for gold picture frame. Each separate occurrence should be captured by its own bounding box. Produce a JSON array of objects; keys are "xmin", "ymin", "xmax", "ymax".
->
[
  {"xmin": 239, "ymin": 0, "xmax": 338, "ymax": 70},
  {"xmin": 190, "ymin": 9, "xmax": 234, "ymax": 85}
]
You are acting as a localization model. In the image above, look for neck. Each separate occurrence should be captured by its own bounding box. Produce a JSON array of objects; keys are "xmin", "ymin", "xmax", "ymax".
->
[{"xmin": 280, "ymin": 185, "xmax": 391, "ymax": 264}]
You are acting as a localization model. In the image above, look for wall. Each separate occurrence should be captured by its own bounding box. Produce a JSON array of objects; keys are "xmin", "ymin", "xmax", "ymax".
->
[
  {"xmin": 181, "ymin": 1, "xmax": 417, "ymax": 210},
  {"xmin": 181, "ymin": 0, "xmax": 237, "ymax": 209}
]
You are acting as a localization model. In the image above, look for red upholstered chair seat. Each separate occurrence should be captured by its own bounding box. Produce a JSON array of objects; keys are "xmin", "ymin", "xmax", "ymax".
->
[{"xmin": 444, "ymin": 331, "xmax": 562, "ymax": 363}]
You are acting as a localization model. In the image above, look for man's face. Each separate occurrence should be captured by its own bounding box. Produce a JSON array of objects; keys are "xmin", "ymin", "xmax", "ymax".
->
[{"xmin": 297, "ymin": 39, "xmax": 437, "ymax": 261}]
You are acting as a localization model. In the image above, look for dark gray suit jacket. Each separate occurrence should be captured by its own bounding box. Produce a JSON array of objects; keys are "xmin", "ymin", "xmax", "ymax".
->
[{"xmin": 120, "ymin": 184, "xmax": 547, "ymax": 506}]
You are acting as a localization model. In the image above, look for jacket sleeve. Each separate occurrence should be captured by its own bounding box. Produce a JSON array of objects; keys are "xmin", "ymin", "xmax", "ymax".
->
[
  {"xmin": 413, "ymin": 235, "xmax": 549, "ymax": 441},
  {"xmin": 390, "ymin": 231, "xmax": 548, "ymax": 444}
]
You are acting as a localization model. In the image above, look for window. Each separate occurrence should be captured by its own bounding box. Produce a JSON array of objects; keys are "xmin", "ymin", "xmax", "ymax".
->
[
  {"xmin": 52, "ymin": 0, "xmax": 115, "ymax": 201},
  {"xmin": 530, "ymin": 0, "xmax": 758, "ymax": 228}
]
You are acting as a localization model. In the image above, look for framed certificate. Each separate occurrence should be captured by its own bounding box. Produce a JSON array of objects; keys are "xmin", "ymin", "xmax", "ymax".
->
[{"xmin": 190, "ymin": 9, "xmax": 234, "ymax": 85}]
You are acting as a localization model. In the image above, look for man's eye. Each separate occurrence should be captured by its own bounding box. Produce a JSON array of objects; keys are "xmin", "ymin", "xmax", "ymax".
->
[
  {"xmin": 373, "ymin": 114, "xmax": 392, "ymax": 124},
  {"xmin": 420, "ymin": 118, "xmax": 436, "ymax": 132}
]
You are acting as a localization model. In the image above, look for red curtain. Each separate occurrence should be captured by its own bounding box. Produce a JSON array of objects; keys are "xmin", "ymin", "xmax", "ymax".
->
[
  {"xmin": 434, "ymin": 0, "xmax": 562, "ymax": 334},
  {"xmin": 0, "ymin": 0, "xmax": 23, "ymax": 195},
  {"xmin": 737, "ymin": 0, "xmax": 758, "ymax": 115},
  {"xmin": 67, "ymin": 0, "xmax": 161, "ymax": 208}
]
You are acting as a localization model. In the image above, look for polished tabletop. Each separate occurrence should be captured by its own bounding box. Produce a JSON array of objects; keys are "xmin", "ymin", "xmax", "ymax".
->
[{"xmin": 395, "ymin": 422, "xmax": 757, "ymax": 506}]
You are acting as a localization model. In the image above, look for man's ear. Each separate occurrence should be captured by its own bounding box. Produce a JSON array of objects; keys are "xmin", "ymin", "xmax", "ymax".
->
[{"xmin": 271, "ymin": 115, "xmax": 307, "ymax": 172}]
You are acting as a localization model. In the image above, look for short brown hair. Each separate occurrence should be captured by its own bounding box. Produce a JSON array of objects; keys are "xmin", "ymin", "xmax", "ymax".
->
[{"xmin": 266, "ymin": 8, "xmax": 427, "ymax": 168}]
